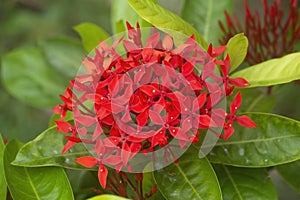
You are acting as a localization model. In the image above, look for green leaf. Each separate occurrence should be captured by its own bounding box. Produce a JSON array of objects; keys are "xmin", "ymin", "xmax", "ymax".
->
[
  {"xmin": 1, "ymin": 47, "xmax": 66, "ymax": 108},
  {"xmin": 232, "ymin": 88, "xmax": 275, "ymax": 113},
  {"xmin": 153, "ymin": 147, "xmax": 222, "ymax": 200},
  {"xmin": 87, "ymin": 194, "xmax": 129, "ymax": 200},
  {"xmin": 73, "ymin": 23, "xmax": 109, "ymax": 52},
  {"xmin": 231, "ymin": 52, "xmax": 300, "ymax": 87},
  {"xmin": 38, "ymin": 37, "xmax": 86, "ymax": 78},
  {"xmin": 67, "ymin": 170, "xmax": 99, "ymax": 200},
  {"xmin": 142, "ymin": 172, "xmax": 164, "ymax": 200},
  {"xmin": 12, "ymin": 126, "xmax": 92, "ymax": 170},
  {"xmin": 214, "ymin": 165, "xmax": 277, "ymax": 200},
  {"xmin": 3, "ymin": 140, "xmax": 74, "ymax": 200},
  {"xmin": 49, "ymin": 112, "xmax": 73, "ymax": 127},
  {"xmin": 206, "ymin": 113, "xmax": 300, "ymax": 167},
  {"xmin": 111, "ymin": 0, "xmax": 153, "ymax": 34},
  {"xmin": 0, "ymin": 134, "xmax": 6, "ymax": 200},
  {"xmin": 181, "ymin": 0, "xmax": 234, "ymax": 45},
  {"xmin": 115, "ymin": 20, "xmax": 126, "ymax": 34},
  {"xmin": 276, "ymin": 160, "xmax": 300, "ymax": 193},
  {"xmin": 226, "ymin": 33, "xmax": 248, "ymax": 73},
  {"xmin": 127, "ymin": 0, "xmax": 207, "ymax": 49}
]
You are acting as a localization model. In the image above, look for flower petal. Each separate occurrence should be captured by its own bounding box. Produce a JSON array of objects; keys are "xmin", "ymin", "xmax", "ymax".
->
[
  {"xmin": 98, "ymin": 164, "xmax": 108, "ymax": 188},
  {"xmin": 230, "ymin": 91, "xmax": 242, "ymax": 114},
  {"xmin": 55, "ymin": 120, "xmax": 72, "ymax": 133},
  {"xmin": 76, "ymin": 156, "xmax": 98, "ymax": 168},
  {"xmin": 229, "ymin": 77, "xmax": 250, "ymax": 87},
  {"xmin": 236, "ymin": 115, "xmax": 257, "ymax": 128},
  {"xmin": 224, "ymin": 126, "xmax": 234, "ymax": 140}
]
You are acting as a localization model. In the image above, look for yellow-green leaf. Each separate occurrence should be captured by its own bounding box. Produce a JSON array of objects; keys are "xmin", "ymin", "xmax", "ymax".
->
[
  {"xmin": 231, "ymin": 52, "xmax": 300, "ymax": 87},
  {"xmin": 74, "ymin": 23, "xmax": 109, "ymax": 52},
  {"xmin": 226, "ymin": 33, "xmax": 248, "ymax": 73},
  {"xmin": 127, "ymin": 0, "xmax": 207, "ymax": 49},
  {"xmin": 88, "ymin": 194, "xmax": 129, "ymax": 200}
]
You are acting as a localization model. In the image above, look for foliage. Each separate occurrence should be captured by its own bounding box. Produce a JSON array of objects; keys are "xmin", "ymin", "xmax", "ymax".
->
[{"xmin": 1, "ymin": 0, "xmax": 300, "ymax": 199}]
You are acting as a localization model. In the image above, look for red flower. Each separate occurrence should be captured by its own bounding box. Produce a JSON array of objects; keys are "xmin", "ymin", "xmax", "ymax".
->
[
  {"xmin": 53, "ymin": 22, "xmax": 255, "ymax": 189},
  {"xmin": 223, "ymin": 92, "xmax": 257, "ymax": 140},
  {"xmin": 219, "ymin": 0, "xmax": 300, "ymax": 65}
]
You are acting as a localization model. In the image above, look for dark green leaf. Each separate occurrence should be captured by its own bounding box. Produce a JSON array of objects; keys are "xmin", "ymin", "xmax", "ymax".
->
[
  {"xmin": 12, "ymin": 126, "xmax": 92, "ymax": 170},
  {"xmin": 226, "ymin": 33, "xmax": 248, "ymax": 73},
  {"xmin": 73, "ymin": 23, "xmax": 109, "ymax": 52},
  {"xmin": 38, "ymin": 37, "xmax": 86, "ymax": 78},
  {"xmin": 270, "ymin": 169, "xmax": 300, "ymax": 199},
  {"xmin": 0, "ymin": 134, "xmax": 6, "ymax": 200},
  {"xmin": 127, "ymin": 0, "xmax": 207, "ymax": 49},
  {"xmin": 206, "ymin": 113, "xmax": 300, "ymax": 167},
  {"xmin": 233, "ymin": 88, "xmax": 275, "ymax": 113},
  {"xmin": 214, "ymin": 165, "xmax": 277, "ymax": 200},
  {"xmin": 153, "ymin": 147, "xmax": 221, "ymax": 200},
  {"xmin": 3, "ymin": 140, "xmax": 74, "ymax": 200},
  {"xmin": 276, "ymin": 160, "xmax": 300, "ymax": 193},
  {"xmin": 87, "ymin": 194, "xmax": 129, "ymax": 200},
  {"xmin": 231, "ymin": 53, "xmax": 300, "ymax": 87},
  {"xmin": 181, "ymin": 0, "xmax": 234, "ymax": 45},
  {"xmin": 271, "ymin": 83, "xmax": 300, "ymax": 120},
  {"xmin": 142, "ymin": 172, "xmax": 164, "ymax": 200},
  {"xmin": 1, "ymin": 47, "xmax": 66, "ymax": 108},
  {"xmin": 67, "ymin": 170, "xmax": 99, "ymax": 200}
]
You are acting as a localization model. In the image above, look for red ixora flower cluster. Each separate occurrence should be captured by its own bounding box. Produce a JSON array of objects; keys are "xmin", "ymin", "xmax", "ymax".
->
[
  {"xmin": 219, "ymin": 0, "xmax": 300, "ymax": 65},
  {"xmin": 53, "ymin": 22, "xmax": 256, "ymax": 189}
]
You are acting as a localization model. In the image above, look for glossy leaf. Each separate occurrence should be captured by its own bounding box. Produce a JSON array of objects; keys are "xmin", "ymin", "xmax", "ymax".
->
[
  {"xmin": 12, "ymin": 126, "xmax": 92, "ymax": 170},
  {"xmin": 153, "ymin": 147, "xmax": 222, "ymax": 200},
  {"xmin": 0, "ymin": 134, "xmax": 6, "ymax": 200},
  {"xmin": 206, "ymin": 113, "xmax": 300, "ymax": 167},
  {"xmin": 1, "ymin": 47, "xmax": 66, "ymax": 108},
  {"xmin": 226, "ymin": 33, "xmax": 248, "ymax": 73},
  {"xmin": 3, "ymin": 140, "xmax": 74, "ymax": 200},
  {"xmin": 74, "ymin": 23, "xmax": 109, "ymax": 52},
  {"xmin": 38, "ymin": 37, "xmax": 86, "ymax": 78},
  {"xmin": 231, "ymin": 52, "xmax": 300, "ymax": 87},
  {"xmin": 181, "ymin": 0, "xmax": 234, "ymax": 45},
  {"xmin": 214, "ymin": 164, "xmax": 277, "ymax": 200},
  {"xmin": 276, "ymin": 160, "xmax": 300, "ymax": 193},
  {"xmin": 127, "ymin": 0, "xmax": 208, "ymax": 49},
  {"xmin": 88, "ymin": 194, "xmax": 129, "ymax": 200}
]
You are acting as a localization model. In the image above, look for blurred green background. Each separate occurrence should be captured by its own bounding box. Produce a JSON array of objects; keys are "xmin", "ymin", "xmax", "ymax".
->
[
  {"xmin": 0, "ymin": 0, "xmax": 185, "ymax": 142},
  {"xmin": 0, "ymin": 0, "xmax": 300, "ymax": 199}
]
